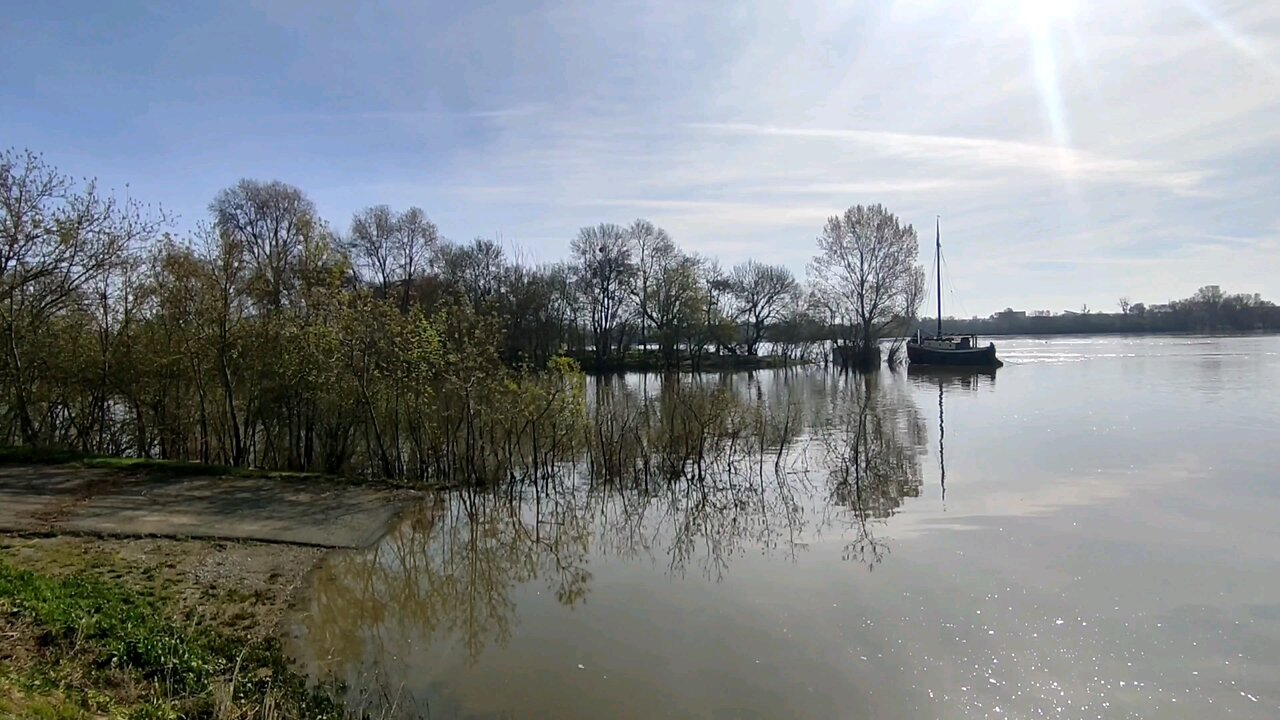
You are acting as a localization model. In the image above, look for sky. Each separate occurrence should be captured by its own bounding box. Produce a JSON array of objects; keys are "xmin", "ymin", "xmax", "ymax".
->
[{"xmin": 3, "ymin": 0, "xmax": 1278, "ymax": 316}]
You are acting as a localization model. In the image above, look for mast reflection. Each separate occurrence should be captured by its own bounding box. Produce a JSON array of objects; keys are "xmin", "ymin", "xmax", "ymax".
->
[{"xmin": 906, "ymin": 366, "xmax": 997, "ymax": 503}]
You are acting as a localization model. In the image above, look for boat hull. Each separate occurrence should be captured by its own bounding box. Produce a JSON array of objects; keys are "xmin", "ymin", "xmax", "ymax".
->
[{"xmin": 906, "ymin": 341, "xmax": 1003, "ymax": 367}]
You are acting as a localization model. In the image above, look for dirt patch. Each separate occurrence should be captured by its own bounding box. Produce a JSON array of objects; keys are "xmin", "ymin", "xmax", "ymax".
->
[
  {"xmin": 0, "ymin": 535, "xmax": 325, "ymax": 640},
  {"xmin": 0, "ymin": 617, "xmax": 37, "ymax": 668}
]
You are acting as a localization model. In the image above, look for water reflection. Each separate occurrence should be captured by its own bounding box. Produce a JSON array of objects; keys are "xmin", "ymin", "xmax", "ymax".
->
[
  {"xmin": 288, "ymin": 340, "xmax": 1280, "ymax": 719},
  {"xmin": 904, "ymin": 366, "xmax": 997, "ymax": 503},
  {"xmin": 291, "ymin": 370, "xmax": 931, "ymax": 715},
  {"xmin": 905, "ymin": 365, "xmax": 998, "ymax": 391},
  {"xmin": 820, "ymin": 374, "xmax": 926, "ymax": 566},
  {"xmin": 300, "ymin": 491, "xmax": 591, "ymax": 686}
]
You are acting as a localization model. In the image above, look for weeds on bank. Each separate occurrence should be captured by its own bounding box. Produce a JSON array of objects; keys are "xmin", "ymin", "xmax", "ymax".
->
[{"xmin": 0, "ymin": 559, "xmax": 344, "ymax": 719}]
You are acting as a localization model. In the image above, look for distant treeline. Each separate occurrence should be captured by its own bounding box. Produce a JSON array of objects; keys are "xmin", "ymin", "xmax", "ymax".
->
[{"xmin": 914, "ymin": 286, "xmax": 1279, "ymax": 337}]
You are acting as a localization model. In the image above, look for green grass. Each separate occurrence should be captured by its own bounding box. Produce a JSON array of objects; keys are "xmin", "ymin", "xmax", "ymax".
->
[
  {"xmin": 0, "ymin": 446, "xmax": 430, "ymax": 490},
  {"xmin": 0, "ymin": 559, "xmax": 345, "ymax": 719}
]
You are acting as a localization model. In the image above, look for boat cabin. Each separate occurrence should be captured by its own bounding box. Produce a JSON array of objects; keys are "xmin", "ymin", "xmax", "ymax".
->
[{"xmin": 915, "ymin": 332, "xmax": 981, "ymax": 351}]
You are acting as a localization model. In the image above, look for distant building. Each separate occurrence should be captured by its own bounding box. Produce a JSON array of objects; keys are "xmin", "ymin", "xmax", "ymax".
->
[
  {"xmin": 1061, "ymin": 309, "xmax": 1081, "ymax": 316},
  {"xmin": 1149, "ymin": 303, "xmax": 1173, "ymax": 313},
  {"xmin": 992, "ymin": 308, "xmax": 1027, "ymax": 321},
  {"xmin": 1028, "ymin": 310, "xmax": 1053, "ymax": 317}
]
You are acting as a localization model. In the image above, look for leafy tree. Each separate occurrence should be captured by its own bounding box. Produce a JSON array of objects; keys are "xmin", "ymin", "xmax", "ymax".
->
[{"xmin": 0, "ymin": 149, "xmax": 161, "ymax": 444}]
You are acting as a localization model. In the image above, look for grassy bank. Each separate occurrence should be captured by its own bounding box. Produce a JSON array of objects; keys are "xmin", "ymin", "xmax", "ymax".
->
[
  {"xmin": 0, "ymin": 446, "xmax": 333, "ymax": 485},
  {"xmin": 0, "ymin": 537, "xmax": 341, "ymax": 719}
]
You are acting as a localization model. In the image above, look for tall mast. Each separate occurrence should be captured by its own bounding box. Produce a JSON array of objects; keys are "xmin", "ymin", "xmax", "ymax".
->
[{"xmin": 935, "ymin": 216, "xmax": 942, "ymax": 337}]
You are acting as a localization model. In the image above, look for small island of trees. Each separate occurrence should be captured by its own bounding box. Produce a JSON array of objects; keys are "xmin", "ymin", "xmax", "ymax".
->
[{"xmin": 0, "ymin": 149, "xmax": 925, "ymax": 481}]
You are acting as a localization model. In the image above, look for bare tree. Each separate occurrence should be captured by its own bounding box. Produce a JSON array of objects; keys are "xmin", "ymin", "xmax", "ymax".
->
[
  {"xmin": 351, "ymin": 205, "xmax": 439, "ymax": 310},
  {"xmin": 195, "ymin": 222, "xmax": 252, "ymax": 465},
  {"xmin": 624, "ymin": 222, "xmax": 702, "ymax": 363},
  {"xmin": 727, "ymin": 261, "xmax": 799, "ymax": 355},
  {"xmin": 394, "ymin": 207, "xmax": 438, "ymax": 310},
  {"xmin": 808, "ymin": 204, "xmax": 924, "ymax": 368},
  {"xmin": 210, "ymin": 179, "xmax": 319, "ymax": 309},
  {"xmin": 441, "ymin": 237, "xmax": 507, "ymax": 313},
  {"xmin": 1192, "ymin": 285, "xmax": 1224, "ymax": 306},
  {"xmin": 350, "ymin": 205, "xmax": 398, "ymax": 295},
  {"xmin": 886, "ymin": 269, "xmax": 925, "ymax": 366},
  {"xmin": 626, "ymin": 219, "xmax": 670, "ymax": 344},
  {"xmin": 1118, "ymin": 296, "xmax": 1132, "ymax": 315},
  {"xmin": 571, "ymin": 224, "xmax": 633, "ymax": 364}
]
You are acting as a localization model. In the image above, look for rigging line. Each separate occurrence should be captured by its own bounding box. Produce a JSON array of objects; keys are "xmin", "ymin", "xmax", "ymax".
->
[
  {"xmin": 924, "ymin": 246, "xmax": 938, "ymax": 323},
  {"xmin": 938, "ymin": 247, "xmax": 970, "ymax": 321}
]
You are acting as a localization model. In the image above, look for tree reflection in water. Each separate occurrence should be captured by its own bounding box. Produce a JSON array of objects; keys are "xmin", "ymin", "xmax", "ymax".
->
[
  {"xmin": 291, "ymin": 369, "xmax": 966, "ymax": 715},
  {"xmin": 820, "ymin": 373, "xmax": 926, "ymax": 568}
]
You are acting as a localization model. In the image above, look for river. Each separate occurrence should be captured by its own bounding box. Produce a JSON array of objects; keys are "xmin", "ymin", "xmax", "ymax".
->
[{"xmin": 287, "ymin": 334, "xmax": 1280, "ymax": 719}]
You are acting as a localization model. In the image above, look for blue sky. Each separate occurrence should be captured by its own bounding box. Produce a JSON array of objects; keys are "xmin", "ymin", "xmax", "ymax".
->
[{"xmin": 4, "ymin": 0, "xmax": 1278, "ymax": 315}]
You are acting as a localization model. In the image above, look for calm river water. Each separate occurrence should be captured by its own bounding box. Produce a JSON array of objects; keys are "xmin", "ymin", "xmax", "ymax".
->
[{"xmin": 288, "ymin": 335, "xmax": 1280, "ymax": 719}]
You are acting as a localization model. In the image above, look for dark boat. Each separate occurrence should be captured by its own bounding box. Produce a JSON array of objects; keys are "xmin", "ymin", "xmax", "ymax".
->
[{"xmin": 906, "ymin": 218, "xmax": 1002, "ymax": 368}]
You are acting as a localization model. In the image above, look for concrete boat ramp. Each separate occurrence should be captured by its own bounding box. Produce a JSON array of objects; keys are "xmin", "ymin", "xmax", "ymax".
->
[{"xmin": 0, "ymin": 464, "xmax": 414, "ymax": 548}]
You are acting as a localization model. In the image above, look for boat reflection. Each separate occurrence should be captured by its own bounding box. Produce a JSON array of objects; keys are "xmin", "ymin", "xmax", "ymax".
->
[{"xmin": 906, "ymin": 364, "xmax": 998, "ymax": 391}]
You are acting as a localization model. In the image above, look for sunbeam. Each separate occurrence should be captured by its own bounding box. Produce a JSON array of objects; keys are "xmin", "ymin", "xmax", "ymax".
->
[
  {"xmin": 1015, "ymin": 0, "xmax": 1081, "ymax": 189},
  {"xmin": 1025, "ymin": 6, "xmax": 1072, "ymax": 149},
  {"xmin": 1181, "ymin": 0, "xmax": 1280, "ymax": 78}
]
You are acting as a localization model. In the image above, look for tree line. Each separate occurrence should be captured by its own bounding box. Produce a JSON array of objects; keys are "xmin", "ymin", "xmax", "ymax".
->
[
  {"xmin": 930, "ymin": 285, "xmax": 1278, "ymax": 337},
  {"xmin": 0, "ymin": 149, "xmax": 926, "ymax": 480}
]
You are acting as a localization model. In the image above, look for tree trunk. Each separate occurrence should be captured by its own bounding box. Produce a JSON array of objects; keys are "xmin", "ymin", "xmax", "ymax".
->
[
  {"xmin": 218, "ymin": 352, "xmax": 244, "ymax": 466},
  {"xmin": 6, "ymin": 322, "xmax": 37, "ymax": 445}
]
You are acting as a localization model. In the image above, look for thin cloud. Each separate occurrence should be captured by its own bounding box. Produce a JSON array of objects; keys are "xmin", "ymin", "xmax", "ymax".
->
[
  {"xmin": 575, "ymin": 197, "xmax": 835, "ymax": 226},
  {"xmin": 277, "ymin": 104, "xmax": 546, "ymax": 122},
  {"xmin": 686, "ymin": 122, "xmax": 1208, "ymax": 193},
  {"xmin": 467, "ymin": 104, "xmax": 548, "ymax": 119},
  {"xmin": 747, "ymin": 179, "xmax": 998, "ymax": 196}
]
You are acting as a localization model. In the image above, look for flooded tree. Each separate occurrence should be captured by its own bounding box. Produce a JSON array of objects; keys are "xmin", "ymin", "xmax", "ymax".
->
[
  {"xmin": 0, "ymin": 149, "xmax": 957, "ymax": 483},
  {"xmin": 808, "ymin": 204, "xmax": 925, "ymax": 369}
]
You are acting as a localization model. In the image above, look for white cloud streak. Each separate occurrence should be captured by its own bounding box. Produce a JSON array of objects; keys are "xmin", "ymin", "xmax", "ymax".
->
[{"xmin": 685, "ymin": 122, "xmax": 1209, "ymax": 194}]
